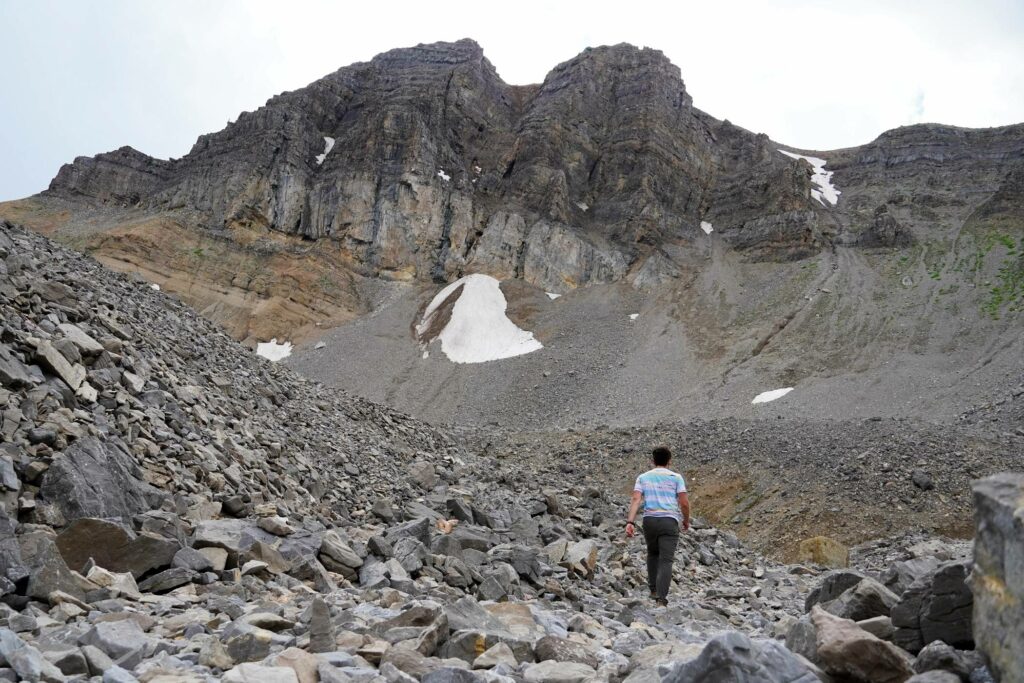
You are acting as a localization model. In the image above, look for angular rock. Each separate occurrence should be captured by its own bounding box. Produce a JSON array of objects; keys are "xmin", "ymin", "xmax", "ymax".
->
[
  {"xmin": 34, "ymin": 339, "xmax": 86, "ymax": 390},
  {"xmin": 823, "ymin": 577, "xmax": 900, "ymax": 621},
  {"xmin": 56, "ymin": 518, "xmax": 178, "ymax": 578},
  {"xmin": 798, "ymin": 536, "xmax": 849, "ymax": 568},
  {"xmin": 523, "ymin": 660, "xmax": 596, "ymax": 683},
  {"xmin": 319, "ymin": 531, "xmax": 364, "ymax": 570},
  {"xmin": 57, "ymin": 323, "xmax": 105, "ymax": 356},
  {"xmin": 222, "ymin": 663, "xmax": 300, "ymax": 683},
  {"xmin": 40, "ymin": 437, "xmax": 165, "ymax": 523},
  {"xmin": 137, "ymin": 566, "xmax": 196, "ymax": 593},
  {"xmin": 473, "ymin": 642, "xmax": 517, "ymax": 669},
  {"xmin": 79, "ymin": 620, "xmax": 154, "ymax": 662},
  {"xmin": 912, "ymin": 640, "xmax": 983, "ymax": 679},
  {"xmin": 812, "ymin": 605, "xmax": 914, "ymax": 683},
  {"xmin": 308, "ymin": 597, "xmax": 336, "ymax": 653},
  {"xmin": 660, "ymin": 631, "xmax": 820, "ymax": 683},
  {"xmin": 970, "ymin": 472, "xmax": 1024, "ymax": 683},
  {"xmin": 21, "ymin": 534, "xmax": 85, "ymax": 601},
  {"xmin": 892, "ymin": 561, "xmax": 973, "ymax": 654},
  {"xmin": 535, "ymin": 635, "xmax": 599, "ymax": 668}
]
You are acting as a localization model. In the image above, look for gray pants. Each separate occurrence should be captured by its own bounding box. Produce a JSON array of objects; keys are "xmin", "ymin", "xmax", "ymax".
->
[{"xmin": 642, "ymin": 516, "xmax": 680, "ymax": 599}]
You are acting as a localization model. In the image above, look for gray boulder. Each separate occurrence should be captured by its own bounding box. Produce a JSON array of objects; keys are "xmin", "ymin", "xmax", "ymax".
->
[
  {"xmin": 913, "ymin": 640, "xmax": 984, "ymax": 679},
  {"xmin": 805, "ymin": 570, "xmax": 867, "ymax": 612},
  {"xmin": 56, "ymin": 518, "xmax": 178, "ymax": 578},
  {"xmin": 40, "ymin": 437, "xmax": 165, "ymax": 523},
  {"xmin": 970, "ymin": 473, "xmax": 1024, "ymax": 683},
  {"xmin": 812, "ymin": 605, "xmax": 914, "ymax": 683},
  {"xmin": 823, "ymin": 577, "xmax": 900, "ymax": 621},
  {"xmin": 659, "ymin": 631, "xmax": 820, "ymax": 682},
  {"xmin": 892, "ymin": 562, "xmax": 974, "ymax": 654}
]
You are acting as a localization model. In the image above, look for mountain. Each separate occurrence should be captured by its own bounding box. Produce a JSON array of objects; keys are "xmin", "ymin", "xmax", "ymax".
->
[{"xmin": 1, "ymin": 39, "xmax": 1022, "ymax": 428}]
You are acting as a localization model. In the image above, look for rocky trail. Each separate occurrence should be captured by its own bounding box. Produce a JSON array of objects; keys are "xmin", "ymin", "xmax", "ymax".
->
[{"xmin": 0, "ymin": 220, "xmax": 1022, "ymax": 681}]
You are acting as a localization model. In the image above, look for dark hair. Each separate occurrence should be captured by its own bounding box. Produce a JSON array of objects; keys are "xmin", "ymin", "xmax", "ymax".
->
[{"xmin": 652, "ymin": 447, "xmax": 671, "ymax": 466}]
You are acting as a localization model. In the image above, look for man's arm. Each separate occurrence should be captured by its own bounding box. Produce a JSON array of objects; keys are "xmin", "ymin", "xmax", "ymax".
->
[
  {"xmin": 626, "ymin": 490, "xmax": 642, "ymax": 537},
  {"xmin": 678, "ymin": 491, "xmax": 690, "ymax": 531}
]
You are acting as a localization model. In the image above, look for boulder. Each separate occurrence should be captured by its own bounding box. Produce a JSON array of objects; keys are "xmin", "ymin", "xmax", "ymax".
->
[
  {"xmin": 308, "ymin": 597, "xmax": 336, "ymax": 653},
  {"xmin": 805, "ymin": 570, "xmax": 868, "ymax": 611},
  {"xmin": 882, "ymin": 557, "xmax": 941, "ymax": 596},
  {"xmin": 56, "ymin": 518, "xmax": 178, "ymax": 578},
  {"xmin": 562, "ymin": 539, "xmax": 598, "ymax": 576},
  {"xmin": 0, "ymin": 509, "xmax": 28, "ymax": 587},
  {"xmin": 912, "ymin": 640, "xmax": 983, "ymax": 679},
  {"xmin": 905, "ymin": 672, "xmax": 961, "ymax": 683},
  {"xmin": 798, "ymin": 536, "xmax": 849, "ymax": 568},
  {"xmin": 473, "ymin": 642, "xmax": 517, "ymax": 669},
  {"xmin": 85, "ymin": 566, "xmax": 142, "ymax": 599},
  {"xmin": 892, "ymin": 562, "xmax": 973, "ymax": 654},
  {"xmin": 271, "ymin": 647, "xmax": 320, "ymax": 683},
  {"xmin": 0, "ymin": 344, "xmax": 35, "ymax": 389},
  {"xmin": 137, "ymin": 566, "xmax": 196, "ymax": 592},
  {"xmin": 40, "ymin": 437, "xmax": 165, "ymax": 522},
  {"xmin": 319, "ymin": 530, "xmax": 364, "ymax": 570},
  {"xmin": 408, "ymin": 461, "xmax": 438, "ymax": 489},
  {"xmin": 523, "ymin": 660, "xmax": 596, "ymax": 683},
  {"xmin": 222, "ymin": 663, "xmax": 300, "ymax": 683},
  {"xmin": 823, "ymin": 577, "xmax": 900, "ymax": 621},
  {"xmin": 79, "ymin": 620, "xmax": 154, "ymax": 662},
  {"xmin": 34, "ymin": 339, "xmax": 86, "ymax": 390},
  {"xmin": 387, "ymin": 517, "xmax": 433, "ymax": 547},
  {"xmin": 970, "ymin": 472, "xmax": 1024, "ymax": 683},
  {"xmin": 57, "ymin": 323, "xmax": 105, "ymax": 356},
  {"xmin": 20, "ymin": 533, "xmax": 85, "ymax": 601},
  {"xmin": 659, "ymin": 631, "xmax": 820, "ymax": 682},
  {"xmin": 535, "ymin": 635, "xmax": 599, "ymax": 668},
  {"xmin": 812, "ymin": 605, "xmax": 914, "ymax": 683}
]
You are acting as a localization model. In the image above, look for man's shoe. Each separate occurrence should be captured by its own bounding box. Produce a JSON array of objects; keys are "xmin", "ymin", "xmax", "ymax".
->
[
  {"xmin": 649, "ymin": 592, "xmax": 657, "ymax": 600},
  {"xmin": 655, "ymin": 598, "xmax": 668, "ymax": 607}
]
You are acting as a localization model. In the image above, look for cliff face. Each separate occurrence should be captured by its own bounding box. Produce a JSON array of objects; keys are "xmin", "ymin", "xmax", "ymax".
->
[
  {"xmin": 6, "ymin": 39, "xmax": 1024, "ymax": 344},
  {"xmin": 36, "ymin": 40, "xmax": 833, "ymax": 287}
]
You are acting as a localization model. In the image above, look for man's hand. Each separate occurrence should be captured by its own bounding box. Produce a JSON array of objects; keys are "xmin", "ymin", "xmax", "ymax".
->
[
  {"xmin": 681, "ymin": 518, "xmax": 690, "ymax": 532},
  {"xmin": 625, "ymin": 521, "xmax": 636, "ymax": 538}
]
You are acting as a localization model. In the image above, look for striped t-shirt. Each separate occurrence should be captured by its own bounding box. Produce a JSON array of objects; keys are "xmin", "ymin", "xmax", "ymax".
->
[{"xmin": 634, "ymin": 467, "xmax": 687, "ymax": 521}]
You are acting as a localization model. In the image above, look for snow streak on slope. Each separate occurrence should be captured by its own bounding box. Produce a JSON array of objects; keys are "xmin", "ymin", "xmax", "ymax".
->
[
  {"xmin": 778, "ymin": 150, "xmax": 840, "ymax": 206},
  {"xmin": 257, "ymin": 339, "xmax": 293, "ymax": 361},
  {"xmin": 417, "ymin": 274, "xmax": 543, "ymax": 364},
  {"xmin": 752, "ymin": 387, "xmax": 793, "ymax": 404},
  {"xmin": 315, "ymin": 137, "xmax": 335, "ymax": 165}
]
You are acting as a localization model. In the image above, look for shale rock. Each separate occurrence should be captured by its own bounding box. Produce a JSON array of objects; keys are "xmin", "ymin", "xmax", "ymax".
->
[{"xmin": 970, "ymin": 473, "xmax": 1024, "ymax": 683}]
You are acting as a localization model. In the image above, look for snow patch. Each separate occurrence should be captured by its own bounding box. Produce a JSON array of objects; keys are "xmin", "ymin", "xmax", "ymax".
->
[
  {"xmin": 701, "ymin": 221, "xmax": 714, "ymax": 235},
  {"xmin": 315, "ymin": 137, "xmax": 335, "ymax": 165},
  {"xmin": 752, "ymin": 387, "xmax": 793, "ymax": 404},
  {"xmin": 417, "ymin": 274, "xmax": 543, "ymax": 364},
  {"xmin": 256, "ymin": 339, "xmax": 293, "ymax": 362},
  {"xmin": 437, "ymin": 169, "xmax": 451, "ymax": 182},
  {"xmin": 778, "ymin": 150, "xmax": 840, "ymax": 206},
  {"xmin": 576, "ymin": 202, "xmax": 589, "ymax": 212},
  {"xmin": 629, "ymin": 313, "xmax": 639, "ymax": 321},
  {"xmin": 149, "ymin": 283, "xmax": 161, "ymax": 291},
  {"xmin": 422, "ymin": 350, "xmax": 429, "ymax": 359},
  {"xmin": 546, "ymin": 292, "xmax": 561, "ymax": 300}
]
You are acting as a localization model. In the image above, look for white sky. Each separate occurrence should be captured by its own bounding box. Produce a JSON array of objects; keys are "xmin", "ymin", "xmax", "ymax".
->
[{"xmin": 1, "ymin": 0, "xmax": 1022, "ymax": 201}]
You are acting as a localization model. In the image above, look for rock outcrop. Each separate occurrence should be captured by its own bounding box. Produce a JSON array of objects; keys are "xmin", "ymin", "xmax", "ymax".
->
[{"xmin": 971, "ymin": 473, "xmax": 1024, "ymax": 682}]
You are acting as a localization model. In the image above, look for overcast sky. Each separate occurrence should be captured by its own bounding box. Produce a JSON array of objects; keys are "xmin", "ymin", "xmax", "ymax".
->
[{"xmin": 2, "ymin": 0, "xmax": 1023, "ymax": 201}]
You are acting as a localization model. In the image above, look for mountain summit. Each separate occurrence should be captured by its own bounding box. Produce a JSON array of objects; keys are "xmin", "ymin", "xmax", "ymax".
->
[{"xmin": 1, "ymin": 40, "xmax": 1022, "ymax": 427}]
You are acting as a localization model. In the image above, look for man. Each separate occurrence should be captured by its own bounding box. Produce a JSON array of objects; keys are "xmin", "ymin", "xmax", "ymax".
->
[{"xmin": 626, "ymin": 446, "xmax": 690, "ymax": 606}]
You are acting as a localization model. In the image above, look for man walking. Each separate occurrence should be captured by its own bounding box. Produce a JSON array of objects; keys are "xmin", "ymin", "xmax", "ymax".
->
[{"xmin": 626, "ymin": 446, "xmax": 690, "ymax": 606}]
